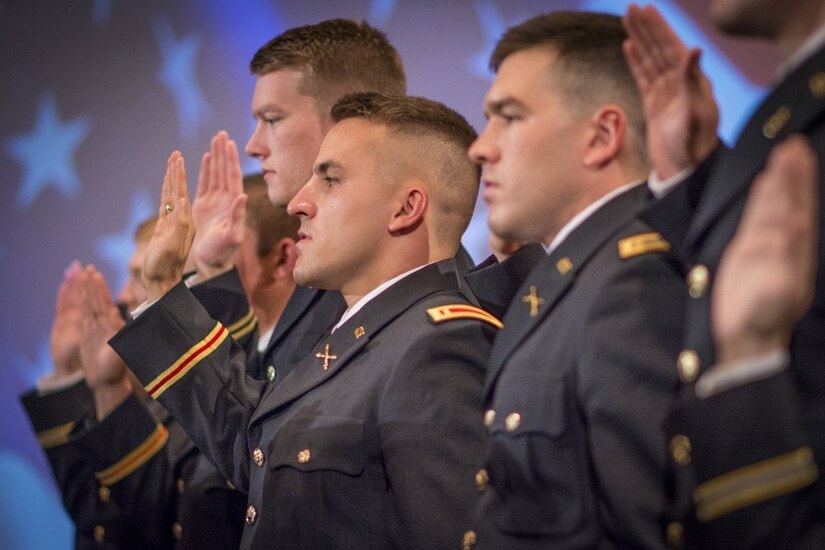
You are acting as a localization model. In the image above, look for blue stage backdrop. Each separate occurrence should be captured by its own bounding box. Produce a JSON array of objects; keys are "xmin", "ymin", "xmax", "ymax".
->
[{"xmin": 0, "ymin": 1, "xmax": 779, "ymax": 547}]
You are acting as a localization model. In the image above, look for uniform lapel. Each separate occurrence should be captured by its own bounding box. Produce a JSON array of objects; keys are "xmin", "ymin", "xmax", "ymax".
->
[
  {"xmin": 253, "ymin": 261, "xmax": 462, "ymax": 420},
  {"xmin": 262, "ymin": 286, "xmax": 329, "ymax": 358},
  {"xmin": 685, "ymin": 45, "xmax": 825, "ymax": 250},
  {"xmin": 483, "ymin": 184, "xmax": 651, "ymax": 399}
]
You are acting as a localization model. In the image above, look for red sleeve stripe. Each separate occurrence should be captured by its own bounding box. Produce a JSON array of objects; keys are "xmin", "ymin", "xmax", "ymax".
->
[
  {"xmin": 145, "ymin": 322, "xmax": 229, "ymax": 398},
  {"xmin": 95, "ymin": 424, "xmax": 169, "ymax": 486}
]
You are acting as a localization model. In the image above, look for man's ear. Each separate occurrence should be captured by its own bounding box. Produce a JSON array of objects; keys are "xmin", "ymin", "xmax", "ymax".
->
[
  {"xmin": 388, "ymin": 186, "xmax": 428, "ymax": 235},
  {"xmin": 582, "ymin": 105, "xmax": 626, "ymax": 169},
  {"xmin": 272, "ymin": 238, "xmax": 298, "ymax": 281}
]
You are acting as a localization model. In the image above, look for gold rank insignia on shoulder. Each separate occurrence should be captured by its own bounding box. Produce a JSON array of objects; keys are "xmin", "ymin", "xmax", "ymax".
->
[
  {"xmin": 618, "ymin": 232, "xmax": 670, "ymax": 259},
  {"xmin": 427, "ymin": 304, "xmax": 503, "ymax": 329}
]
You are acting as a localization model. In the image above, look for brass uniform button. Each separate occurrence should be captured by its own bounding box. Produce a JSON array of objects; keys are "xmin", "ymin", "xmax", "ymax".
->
[
  {"xmin": 172, "ymin": 522, "xmax": 183, "ymax": 539},
  {"xmin": 670, "ymin": 435, "xmax": 692, "ymax": 466},
  {"xmin": 483, "ymin": 409, "xmax": 496, "ymax": 428},
  {"xmin": 94, "ymin": 525, "xmax": 105, "ymax": 543},
  {"xmin": 462, "ymin": 530, "xmax": 477, "ymax": 550},
  {"xmin": 687, "ymin": 265, "xmax": 709, "ymax": 298},
  {"xmin": 763, "ymin": 106, "xmax": 791, "ymax": 139},
  {"xmin": 666, "ymin": 521, "xmax": 684, "ymax": 548},
  {"xmin": 475, "ymin": 469, "xmax": 489, "ymax": 492},
  {"xmin": 176, "ymin": 478, "xmax": 185, "ymax": 495},
  {"xmin": 677, "ymin": 350, "xmax": 700, "ymax": 383},
  {"xmin": 297, "ymin": 449, "xmax": 311, "ymax": 464},
  {"xmin": 505, "ymin": 412, "xmax": 522, "ymax": 432},
  {"xmin": 811, "ymin": 72, "xmax": 825, "ymax": 98},
  {"xmin": 556, "ymin": 257, "xmax": 573, "ymax": 275},
  {"xmin": 266, "ymin": 365, "xmax": 277, "ymax": 382},
  {"xmin": 245, "ymin": 505, "xmax": 258, "ymax": 525},
  {"xmin": 98, "ymin": 485, "xmax": 110, "ymax": 503},
  {"xmin": 252, "ymin": 447, "xmax": 265, "ymax": 467}
]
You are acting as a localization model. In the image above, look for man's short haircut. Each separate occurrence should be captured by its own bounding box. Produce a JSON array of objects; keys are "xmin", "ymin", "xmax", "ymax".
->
[
  {"xmin": 491, "ymin": 11, "xmax": 647, "ymax": 166},
  {"xmin": 330, "ymin": 92, "xmax": 480, "ymax": 247},
  {"xmin": 134, "ymin": 216, "xmax": 158, "ymax": 244},
  {"xmin": 250, "ymin": 19, "xmax": 406, "ymax": 118},
  {"xmin": 243, "ymin": 174, "xmax": 299, "ymax": 256}
]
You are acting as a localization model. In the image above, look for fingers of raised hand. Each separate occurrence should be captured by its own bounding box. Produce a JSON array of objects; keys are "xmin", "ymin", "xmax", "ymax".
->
[
  {"xmin": 624, "ymin": 5, "xmax": 685, "ymax": 76},
  {"xmin": 196, "ymin": 152, "xmax": 212, "ymax": 199}
]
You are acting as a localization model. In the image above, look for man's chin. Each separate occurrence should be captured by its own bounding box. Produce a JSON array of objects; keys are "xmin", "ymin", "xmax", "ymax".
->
[
  {"xmin": 488, "ymin": 219, "xmax": 527, "ymax": 245},
  {"xmin": 293, "ymin": 266, "xmax": 321, "ymax": 290},
  {"xmin": 266, "ymin": 187, "xmax": 291, "ymax": 209}
]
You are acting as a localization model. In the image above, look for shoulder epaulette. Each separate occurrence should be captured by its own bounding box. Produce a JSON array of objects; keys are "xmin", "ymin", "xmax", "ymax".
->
[
  {"xmin": 617, "ymin": 232, "xmax": 670, "ymax": 259},
  {"xmin": 426, "ymin": 304, "xmax": 503, "ymax": 329}
]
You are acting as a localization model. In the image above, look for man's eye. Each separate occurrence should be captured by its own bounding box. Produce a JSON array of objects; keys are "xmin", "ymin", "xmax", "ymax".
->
[{"xmin": 501, "ymin": 113, "xmax": 519, "ymax": 123}]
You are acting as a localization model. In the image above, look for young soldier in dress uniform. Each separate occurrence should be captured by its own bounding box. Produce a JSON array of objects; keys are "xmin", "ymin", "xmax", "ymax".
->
[
  {"xmin": 462, "ymin": 12, "xmax": 686, "ymax": 548},
  {"xmin": 21, "ymin": 167, "xmax": 300, "ymax": 549},
  {"xmin": 623, "ymin": 2, "xmax": 825, "ymax": 546},
  {"xmin": 188, "ymin": 20, "xmax": 408, "ymax": 389},
  {"xmin": 106, "ymin": 93, "xmax": 501, "ymax": 549}
]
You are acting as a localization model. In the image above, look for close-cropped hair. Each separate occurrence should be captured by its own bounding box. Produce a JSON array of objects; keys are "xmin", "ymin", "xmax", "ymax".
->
[
  {"xmin": 331, "ymin": 92, "xmax": 480, "ymax": 245},
  {"xmin": 134, "ymin": 215, "xmax": 158, "ymax": 244},
  {"xmin": 243, "ymin": 174, "xmax": 299, "ymax": 256},
  {"xmin": 492, "ymin": 11, "xmax": 646, "ymax": 164},
  {"xmin": 250, "ymin": 19, "xmax": 406, "ymax": 118}
]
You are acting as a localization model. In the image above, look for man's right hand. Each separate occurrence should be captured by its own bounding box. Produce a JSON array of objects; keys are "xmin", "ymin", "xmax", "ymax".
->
[
  {"xmin": 713, "ymin": 135, "xmax": 819, "ymax": 365},
  {"xmin": 77, "ymin": 266, "xmax": 133, "ymax": 419},
  {"xmin": 189, "ymin": 131, "xmax": 248, "ymax": 281},
  {"xmin": 49, "ymin": 261, "xmax": 85, "ymax": 378},
  {"xmin": 142, "ymin": 151, "xmax": 197, "ymax": 302},
  {"xmin": 623, "ymin": 4, "xmax": 719, "ymax": 179}
]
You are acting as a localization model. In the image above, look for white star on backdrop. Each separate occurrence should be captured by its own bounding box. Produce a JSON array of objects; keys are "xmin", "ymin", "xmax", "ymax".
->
[
  {"xmin": 154, "ymin": 17, "xmax": 211, "ymax": 141},
  {"xmin": 467, "ymin": 0, "xmax": 510, "ymax": 80},
  {"xmin": 369, "ymin": 0, "xmax": 399, "ymax": 27},
  {"xmin": 6, "ymin": 95, "xmax": 92, "ymax": 209}
]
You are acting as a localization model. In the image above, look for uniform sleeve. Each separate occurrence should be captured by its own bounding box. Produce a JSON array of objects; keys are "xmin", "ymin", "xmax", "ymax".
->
[
  {"xmin": 189, "ymin": 267, "xmax": 258, "ymax": 352},
  {"xmin": 70, "ymin": 393, "xmax": 176, "ymax": 550},
  {"xmin": 378, "ymin": 318, "xmax": 494, "ymax": 550},
  {"xmin": 20, "ymin": 381, "xmax": 145, "ymax": 549},
  {"xmin": 670, "ymin": 369, "xmax": 820, "ymax": 547},
  {"xmin": 109, "ymin": 281, "xmax": 269, "ymax": 492},
  {"xmin": 578, "ymin": 250, "xmax": 684, "ymax": 549}
]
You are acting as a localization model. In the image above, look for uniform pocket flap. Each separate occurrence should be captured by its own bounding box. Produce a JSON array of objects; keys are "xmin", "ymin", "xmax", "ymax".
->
[
  {"xmin": 268, "ymin": 415, "xmax": 366, "ymax": 476},
  {"xmin": 490, "ymin": 373, "xmax": 568, "ymax": 437}
]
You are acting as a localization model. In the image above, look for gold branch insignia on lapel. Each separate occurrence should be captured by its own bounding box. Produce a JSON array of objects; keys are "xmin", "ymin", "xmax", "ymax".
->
[
  {"xmin": 521, "ymin": 286, "xmax": 544, "ymax": 318},
  {"xmin": 315, "ymin": 343, "xmax": 338, "ymax": 370}
]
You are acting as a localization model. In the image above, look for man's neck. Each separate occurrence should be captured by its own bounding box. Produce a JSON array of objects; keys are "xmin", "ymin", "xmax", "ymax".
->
[
  {"xmin": 775, "ymin": 9, "xmax": 825, "ymax": 61},
  {"xmin": 251, "ymin": 281, "xmax": 295, "ymax": 336}
]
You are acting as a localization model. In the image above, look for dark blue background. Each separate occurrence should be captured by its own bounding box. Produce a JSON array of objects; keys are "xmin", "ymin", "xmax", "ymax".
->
[{"xmin": 0, "ymin": 1, "xmax": 777, "ymax": 547}]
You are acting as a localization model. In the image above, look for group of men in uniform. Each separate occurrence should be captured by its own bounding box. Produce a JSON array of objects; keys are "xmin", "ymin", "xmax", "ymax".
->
[{"xmin": 23, "ymin": 0, "xmax": 825, "ymax": 548}]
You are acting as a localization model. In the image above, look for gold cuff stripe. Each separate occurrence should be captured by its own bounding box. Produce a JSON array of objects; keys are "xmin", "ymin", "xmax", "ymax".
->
[
  {"xmin": 37, "ymin": 421, "xmax": 75, "ymax": 449},
  {"xmin": 146, "ymin": 323, "xmax": 228, "ymax": 398},
  {"xmin": 694, "ymin": 446, "xmax": 818, "ymax": 522},
  {"xmin": 227, "ymin": 308, "xmax": 257, "ymax": 340},
  {"xmin": 95, "ymin": 424, "xmax": 169, "ymax": 486},
  {"xmin": 618, "ymin": 232, "xmax": 670, "ymax": 259},
  {"xmin": 427, "ymin": 305, "xmax": 503, "ymax": 329}
]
